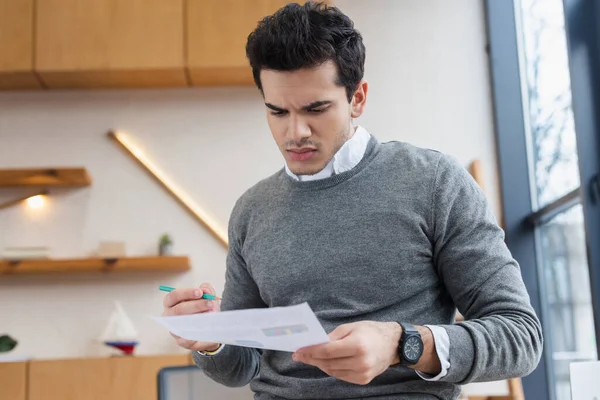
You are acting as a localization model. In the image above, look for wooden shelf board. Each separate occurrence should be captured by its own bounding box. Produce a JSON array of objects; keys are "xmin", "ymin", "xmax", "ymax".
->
[
  {"xmin": 0, "ymin": 256, "xmax": 190, "ymax": 275},
  {"xmin": 0, "ymin": 168, "xmax": 91, "ymax": 187}
]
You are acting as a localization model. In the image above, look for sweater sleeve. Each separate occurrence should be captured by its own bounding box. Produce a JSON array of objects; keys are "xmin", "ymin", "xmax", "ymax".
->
[
  {"xmin": 430, "ymin": 154, "xmax": 543, "ymax": 384},
  {"xmin": 192, "ymin": 201, "xmax": 267, "ymax": 387}
]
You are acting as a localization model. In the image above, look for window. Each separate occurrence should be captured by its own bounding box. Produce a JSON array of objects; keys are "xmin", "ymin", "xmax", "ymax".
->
[{"xmin": 486, "ymin": 0, "xmax": 600, "ymax": 399}]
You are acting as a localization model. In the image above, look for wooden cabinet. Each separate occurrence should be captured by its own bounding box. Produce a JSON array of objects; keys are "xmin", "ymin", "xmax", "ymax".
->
[
  {"xmin": 35, "ymin": 0, "xmax": 186, "ymax": 88},
  {"xmin": 0, "ymin": 0, "xmax": 40, "ymax": 90},
  {"xmin": 186, "ymin": 0, "xmax": 313, "ymax": 87},
  {"xmin": 0, "ymin": 361, "xmax": 27, "ymax": 400},
  {"xmin": 28, "ymin": 354, "xmax": 190, "ymax": 400},
  {"xmin": 0, "ymin": 0, "xmax": 334, "ymax": 90},
  {"xmin": 187, "ymin": 0, "xmax": 275, "ymax": 86}
]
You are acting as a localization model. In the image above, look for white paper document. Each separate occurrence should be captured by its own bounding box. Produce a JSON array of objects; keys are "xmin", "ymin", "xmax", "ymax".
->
[{"xmin": 153, "ymin": 302, "xmax": 330, "ymax": 352}]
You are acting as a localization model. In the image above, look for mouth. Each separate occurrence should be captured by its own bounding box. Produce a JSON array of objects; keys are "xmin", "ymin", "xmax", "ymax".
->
[{"xmin": 287, "ymin": 148, "xmax": 317, "ymax": 162}]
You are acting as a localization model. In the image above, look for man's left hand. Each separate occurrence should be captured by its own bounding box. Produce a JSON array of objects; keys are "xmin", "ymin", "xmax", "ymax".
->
[{"xmin": 292, "ymin": 321, "xmax": 402, "ymax": 385}]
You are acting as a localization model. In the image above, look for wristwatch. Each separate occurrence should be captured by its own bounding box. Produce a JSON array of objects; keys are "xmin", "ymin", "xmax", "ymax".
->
[{"xmin": 398, "ymin": 322, "xmax": 423, "ymax": 366}]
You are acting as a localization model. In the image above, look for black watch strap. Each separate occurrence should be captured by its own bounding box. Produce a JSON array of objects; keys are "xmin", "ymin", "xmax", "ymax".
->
[
  {"xmin": 400, "ymin": 322, "xmax": 418, "ymax": 334},
  {"xmin": 399, "ymin": 322, "xmax": 422, "ymax": 366}
]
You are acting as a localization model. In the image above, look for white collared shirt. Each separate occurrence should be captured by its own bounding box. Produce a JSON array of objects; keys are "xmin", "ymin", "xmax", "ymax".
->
[{"xmin": 284, "ymin": 125, "xmax": 372, "ymax": 181}]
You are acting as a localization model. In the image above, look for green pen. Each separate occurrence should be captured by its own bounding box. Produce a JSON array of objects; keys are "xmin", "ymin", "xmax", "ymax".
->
[{"xmin": 159, "ymin": 285, "xmax": 221, "ymax": 300}]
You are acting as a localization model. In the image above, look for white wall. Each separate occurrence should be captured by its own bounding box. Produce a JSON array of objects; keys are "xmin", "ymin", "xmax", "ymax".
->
[{"xmin": 0, "ymin": 0, "xmax": 500, "ymax": 361}]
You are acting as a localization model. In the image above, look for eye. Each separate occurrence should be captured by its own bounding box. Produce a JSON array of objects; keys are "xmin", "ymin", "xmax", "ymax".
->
[
  {"xmin": 307, "ymin": 107, "xmax": 328, "ymax": 114},
  {"xmin": 270, "ymin": 110, "xmax": 287, "ymax": 117}
]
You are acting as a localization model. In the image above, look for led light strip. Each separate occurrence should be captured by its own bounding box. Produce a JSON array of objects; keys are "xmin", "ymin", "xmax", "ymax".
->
[{"xmin": 108, "ymin": 131, "xmax": 228, "ymax": 248}]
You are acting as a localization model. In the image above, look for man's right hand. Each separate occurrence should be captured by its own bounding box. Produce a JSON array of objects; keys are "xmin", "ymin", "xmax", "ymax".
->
[{"xmin": 162, "ymin": 282, "xmax": 221, "ymax": 352}]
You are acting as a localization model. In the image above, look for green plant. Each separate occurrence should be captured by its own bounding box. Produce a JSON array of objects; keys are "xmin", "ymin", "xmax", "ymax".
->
[
  {"xmin": 0, "ymin": 335, "xmax": 17, "ymax": 353},
  {"xmin": 159, "ymin": 234, "xmax": 172, "ymax": 246}
]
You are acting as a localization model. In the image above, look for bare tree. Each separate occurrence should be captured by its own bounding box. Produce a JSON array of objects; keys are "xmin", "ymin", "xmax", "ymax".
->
[{"xmin": 522, "ymin": 0, "xmax": 577, "ymax": 205}]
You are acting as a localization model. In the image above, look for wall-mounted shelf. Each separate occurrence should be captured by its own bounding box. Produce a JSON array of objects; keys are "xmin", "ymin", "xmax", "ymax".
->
[
  {"xmin": 0, "ymin": 168, "xmax": 91, "ymax": 187},
  {"xmin": 0, "ymin": 256, "xmax": 190, "ymax": 275}
]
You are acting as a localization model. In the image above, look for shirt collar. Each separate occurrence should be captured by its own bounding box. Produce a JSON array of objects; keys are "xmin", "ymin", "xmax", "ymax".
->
[{"xmin": 285, "ymin": 126, "xmax": 372, "ymax": 182}]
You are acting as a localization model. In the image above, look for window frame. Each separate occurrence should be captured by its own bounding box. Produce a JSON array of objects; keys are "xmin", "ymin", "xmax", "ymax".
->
[
  {"xmin": 562, "ymin": 0, "xmax": 600, "ymax": 359},
  {"xmin": 484, "ymin": 0, "xmax": 600, "ymax": 398}
]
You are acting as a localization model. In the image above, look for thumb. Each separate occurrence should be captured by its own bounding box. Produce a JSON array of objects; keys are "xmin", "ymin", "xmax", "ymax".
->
[{"xmin": 329, "ymin": 323, "xmax": 353, "ymax": 341}]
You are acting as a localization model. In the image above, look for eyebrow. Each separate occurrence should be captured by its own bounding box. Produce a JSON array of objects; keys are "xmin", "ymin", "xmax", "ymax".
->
[{"xmin": 265, "ymin": 100, "xmax": 333, "ymax": 113}]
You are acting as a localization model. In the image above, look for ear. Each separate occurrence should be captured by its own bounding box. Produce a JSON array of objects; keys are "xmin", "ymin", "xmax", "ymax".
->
[{"xmin": 350, "ymin": 80, "xmax": 368, "ymax": 118}]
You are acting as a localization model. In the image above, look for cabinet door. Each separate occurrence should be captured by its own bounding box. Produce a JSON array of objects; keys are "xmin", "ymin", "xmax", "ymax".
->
[
  {"xmin": 186, "ymin": 0, "xmax": 333, "ymax": 87},
  {"xmin": 0, "ymin": 0, "xmax": 40, "ymax": 90},
  {"xmin": 186, "ymin": 0, "xmax": 305, "ymax": 87},
  {"xmin": 35, "ymin": 0, "xmax": 186, "ymax": 88},
  {"xmin": 0, "ymin": 362, "xmax": 27, "ymax": 400},
  {"xmin": 28, "ymin": 354, "xmax": 190, "ymax": 400}
]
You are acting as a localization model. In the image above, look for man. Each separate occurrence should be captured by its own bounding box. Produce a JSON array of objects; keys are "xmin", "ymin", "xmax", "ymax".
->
[{"xmin": 162, "ymin": 2, "xmax": 543, "ymax": 399}]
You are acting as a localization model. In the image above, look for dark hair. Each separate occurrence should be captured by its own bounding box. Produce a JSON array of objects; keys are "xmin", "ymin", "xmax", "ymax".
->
[{"xmin": 245, "ymin": 1, "xmax": 365, "ymax": 102}]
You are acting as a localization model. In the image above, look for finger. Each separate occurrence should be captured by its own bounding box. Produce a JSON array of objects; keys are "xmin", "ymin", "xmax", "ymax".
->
[
  {"xmin": 296, "ymin": 338, "xmax": 358, "ymax": 360},
  {"xmin": 199, "ymin": 282, "xmax": 216, "ymax": 295},
  {"xmin": 169, "ymin": 332, "xmax": 194, "ymax": 348},
  {"xmin": 300, "ymin": 356, "xmax": 357, "ymax": 372},
  {"xmin": 164, "ymin": 299, "xmax": 215, "ymax": 316},
  {"xmin": 175, "ymin": 336, "xmax": 197, "ymax": 350},
  {"xmin": 326, "ymin": 370, "xmax": 373, "ymax": 386},
  {"xmin": 329, "ymin": 324, "xmax": 353, "ymax": 341},
  {"xmin": 163, "ymin": 287, "xmax": 205, "ymax": 308}
]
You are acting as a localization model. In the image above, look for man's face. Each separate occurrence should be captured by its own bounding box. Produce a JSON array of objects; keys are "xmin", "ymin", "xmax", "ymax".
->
[{"xmin": 260, "ymin": 61, "xmax": 366, "ymax": 176}]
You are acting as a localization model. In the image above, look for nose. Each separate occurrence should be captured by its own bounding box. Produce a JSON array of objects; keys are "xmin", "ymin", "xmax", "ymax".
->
[{"xmin": 287, "ymin": 115, "xmax": 311, "ymax": 143}]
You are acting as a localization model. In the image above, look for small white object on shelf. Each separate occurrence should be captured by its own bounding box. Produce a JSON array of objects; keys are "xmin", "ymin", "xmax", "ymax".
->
[
  {"xmin": 99, "ymin": 301, "xmax": 139, "ymax": 355},
  {"xmin": 96, "ymin": 241, "xmax": 126, "ymax": 258},
  {"xmin": 1, "ymin": 246, "xmax": 50, "ymax": 260}
]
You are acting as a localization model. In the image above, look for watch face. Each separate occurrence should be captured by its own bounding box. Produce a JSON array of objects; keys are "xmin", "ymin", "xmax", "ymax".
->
[{"xmin": 403, "ymin": 336, "xmax": 422, "ymax": 361}]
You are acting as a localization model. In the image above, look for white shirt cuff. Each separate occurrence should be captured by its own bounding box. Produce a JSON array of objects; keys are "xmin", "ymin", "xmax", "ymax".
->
[
  {"xmin": 196, "ymin": 344, "xmax": 225, "ymax": 357},
  {"xmin": 415, "ymin": 325, "xmax": 450, "ymax": 381}
]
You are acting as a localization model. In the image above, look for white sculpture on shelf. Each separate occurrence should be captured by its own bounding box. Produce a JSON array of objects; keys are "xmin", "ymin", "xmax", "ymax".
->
[{"xmin": 99, "ymin": 301, "xmax": 139, "ymax": 355}]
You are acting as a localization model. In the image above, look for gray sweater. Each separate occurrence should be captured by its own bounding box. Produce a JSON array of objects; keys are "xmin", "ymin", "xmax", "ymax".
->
[{"xmin": 193, "ymin": 137, "xmax": 543, "ymax": 399}]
